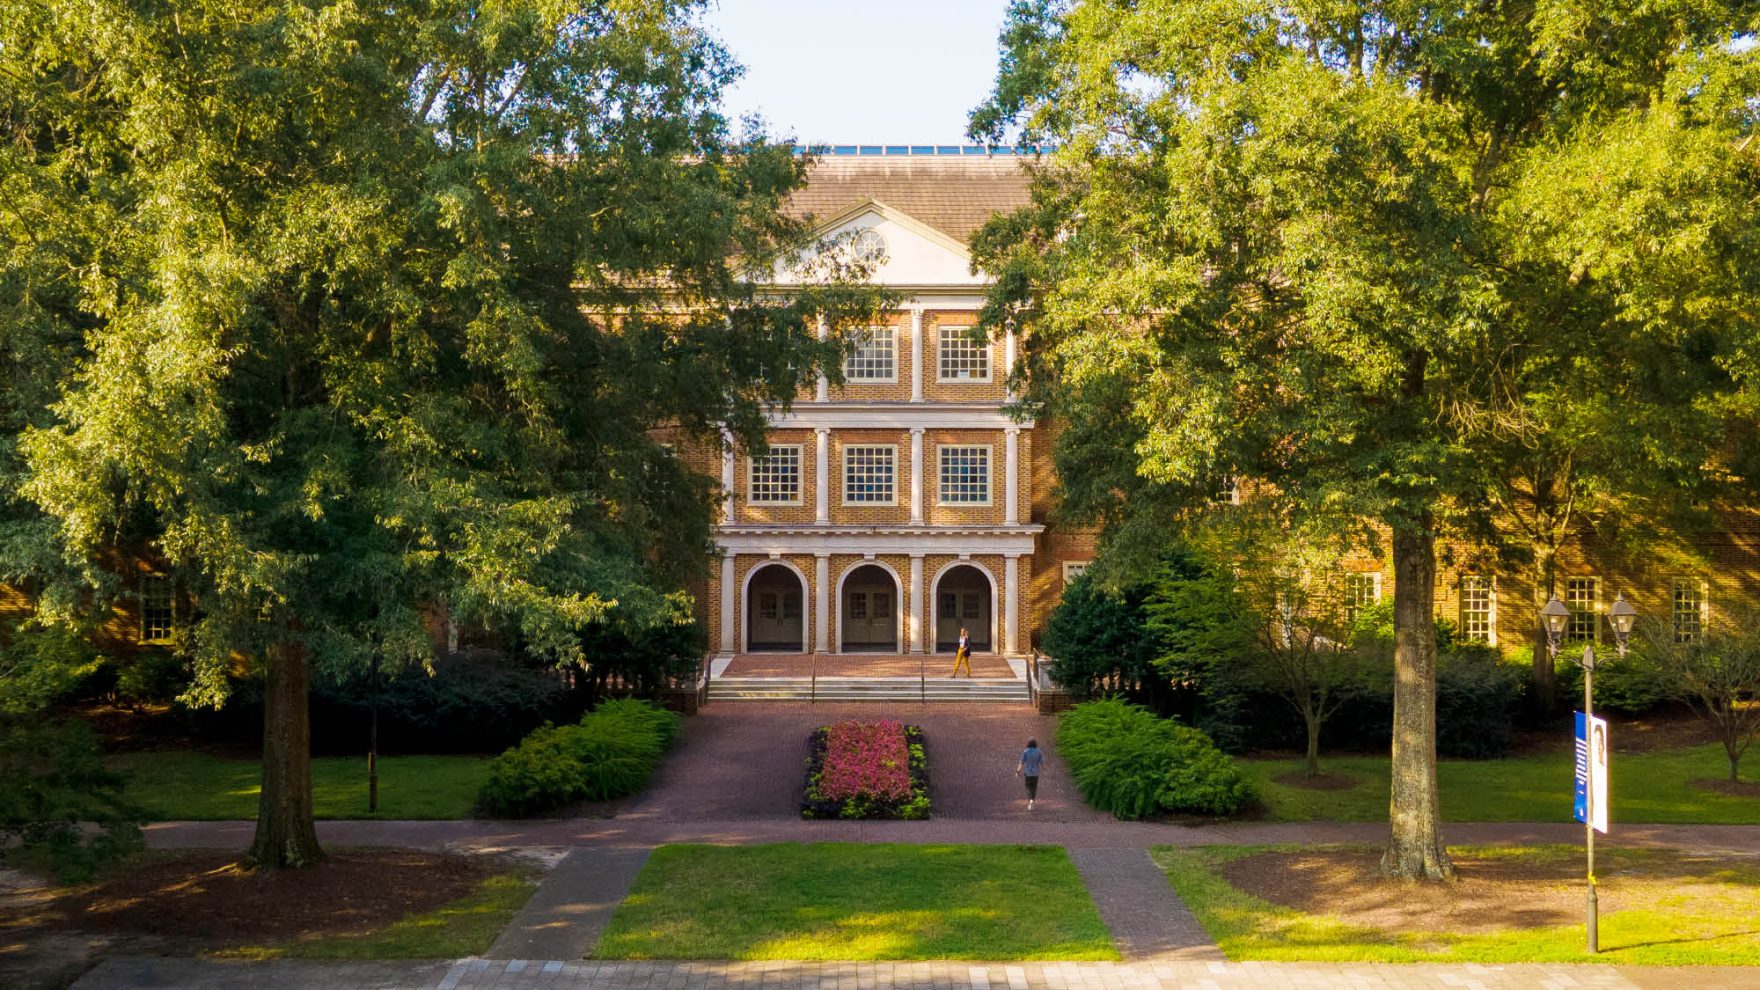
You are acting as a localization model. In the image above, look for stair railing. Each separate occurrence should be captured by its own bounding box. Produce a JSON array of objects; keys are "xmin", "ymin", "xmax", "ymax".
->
[
  {"xmin": 920, "ymin": 652, "xmax": 926, "ymax": 705},
  {"xmin": 810, "ymin": 653, "xmax": 817, "ymax": 705}
]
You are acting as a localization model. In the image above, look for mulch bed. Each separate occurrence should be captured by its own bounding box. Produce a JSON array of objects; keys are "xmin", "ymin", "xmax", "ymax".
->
[
  {"xmin": 50, "ymin": 849, "xmax": 490, "ymax": 946},
  {"xmin": 1271, "ymin": 770, "xmax": 1359, "ymax": 791},
  {"xmin": 1690, "ymin": 777, "xmax": 1760, "ymax": 798}
]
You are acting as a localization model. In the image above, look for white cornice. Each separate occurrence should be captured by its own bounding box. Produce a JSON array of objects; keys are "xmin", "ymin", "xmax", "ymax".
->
[
  {"xmin": 768, "ymin": 404, "xmax": 1032, "ymax": 430},
  {"xmin": 717, "ymin": 526, "xmax": 1043, "ymax": 557}
]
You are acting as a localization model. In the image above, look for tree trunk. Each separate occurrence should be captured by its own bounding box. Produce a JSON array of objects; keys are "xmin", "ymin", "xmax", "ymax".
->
[
  {"xmin": 1304, "ymin": 710, "xmax": 1321, "ymax": 779},
  {"xmin": 247, "ymin": 638, "xmax": 323, "ymax": 870},
  {"xmin": 1531, "ymin": 547, "xmax": 1558, "ymax": 710},
  {"xmin": 1382, "ymin": 519, "xmax": 1455, "ymax": 880}
]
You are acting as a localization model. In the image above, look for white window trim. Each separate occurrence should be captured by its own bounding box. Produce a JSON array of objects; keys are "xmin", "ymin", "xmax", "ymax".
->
[
  {"xmin": 936, "ymin": 444, "xmax": 993, "ymax": 506},
  {"xmin": 1063, "ymin": 561, "xmax": 1091, "ymax": 584},
  {"xmin": 936, "ymin": 325, "xmax": 992, "ymax": 383},
  {"xmin": 1346, "ymin": 571, "xmax": 1383, "ymax": 599},
  {"xmin": 140, "ymin": 574, "xmax": 175, "ymax": 645},
  {"xmin": 1565, "ymin": 575, "xmax": 1601, "ymax": 642},
  {"xmin": 1672, "ymin": 576, "xmax": 1709, "ymax": 643},
  {"xmin": 844, "ymin": 326, "xmax": 898, "ymax": 384},
  {"xmin": 1459, "ymin": 574, "xmax": 1497, "ymax": 646},
  {"xmin": 841, "ymin": 444, "xmax": 898, "ymax": 506},
  {"xmin": 746, "ymin": 444, "xmax": 804, "ymax": 506}
]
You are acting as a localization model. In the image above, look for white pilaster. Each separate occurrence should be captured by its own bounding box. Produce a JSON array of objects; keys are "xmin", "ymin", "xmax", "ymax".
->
[
  {"xmin": 909, "ymin": 554, "xmax": 925, "ymax": 654},
  {"xmin": 1004, "ymin": 554, "xmax": 1021, "ymax": 656},
  {"xmin": 815, "ymin": 427, "xmax": 831, "ymax": 525},
  {"xmin": 719, "ymin": 553, "xmax": 736, "ymax": 655},
  {"xmin": 1004, "ymin": 326, "xmax": 1018, "ymax": 401},
  {"xmin": 816, "ymin": 314, "xmax": 829, "ymax": 403},
  {"xmin": 910, "ymin": 308, "xmax": 925, "ymax": 403},
  {"xmin": 910, "ymin": 427, "xmax": 925, "ymax": 525},
  {"xmin": 720, "ymin": 430, "xmax": 736, "ymax": 526},
  {"xmin": 1004, "ymin": 426, "xmax": 1020, "ymax": 526},
  {"xmin": 814, "ymin": 553, "xmax": 831, "ymax": 653}
]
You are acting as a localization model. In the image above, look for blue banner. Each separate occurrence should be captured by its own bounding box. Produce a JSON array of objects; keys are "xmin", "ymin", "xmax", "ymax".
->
[{"xmin": 1573, "ymin": 711, "xmax": 1588, "ymax": 825}]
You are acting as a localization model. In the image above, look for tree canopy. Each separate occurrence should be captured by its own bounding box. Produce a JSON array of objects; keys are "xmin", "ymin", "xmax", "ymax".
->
[{"xmin": 972, "ymin": 0, "xmax": 1759, "ymax": 878}]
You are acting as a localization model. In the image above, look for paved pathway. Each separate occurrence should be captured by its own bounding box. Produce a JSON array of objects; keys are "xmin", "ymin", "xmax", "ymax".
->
[
  {"xmin": 486, "ymin": 847, "xmax": 651, "ymax": 961},
  {"xmin": 70, "ymin": 956, "xmax": 1760, "ymax": 989},
  {"xmin": 1068, "ymin": 849, "xmax": 1222, "ymax": 962}
]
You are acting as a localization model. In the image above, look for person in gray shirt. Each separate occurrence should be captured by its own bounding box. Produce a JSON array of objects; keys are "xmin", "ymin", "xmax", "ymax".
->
[{"xmin": 1016, "ymin": 739, "xmax": 1045, "ymax": 810}]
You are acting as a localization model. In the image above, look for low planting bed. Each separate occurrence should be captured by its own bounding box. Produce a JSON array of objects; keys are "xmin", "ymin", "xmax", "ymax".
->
[{"xmin": 801, "ymin": 719, "xmax": 929, "ymax": 820}]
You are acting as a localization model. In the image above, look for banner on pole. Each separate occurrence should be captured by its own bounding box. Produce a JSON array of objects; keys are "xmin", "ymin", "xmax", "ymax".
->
[{"xmin": 1574, "ymin": 711, "xmax": 1610, "ymax": 834}]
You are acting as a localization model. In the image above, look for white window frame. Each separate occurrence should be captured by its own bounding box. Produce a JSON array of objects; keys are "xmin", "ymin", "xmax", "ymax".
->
[
  {"xmin": 841, "ymin": 444, "xmax": 897, "ymax": 505},
  {"xmin": 936, "ymin": 325, "xmax": 991, "ymax": 383},
  {"xmin": 1459, "ymin": 574, "xmax": 1496, "ymax": 645},
  {"xmin": 936, "ymin": 444, "xmax": 992, "ymax": 505},
  {"xmin": 746, "ymin": 444, "xmax": 803, "ymax": 506},
  {"xmin": 1063, "ymin": 561, "xmax": 1091, "ymax": 584},
  {"xmin": 1565, "ymin": 576, "xmax": 1600, "ymax": 642},
  {"xmin": 1344, "ymin": 572, "xmax": 1382, "ymax": 623},
  {"xmin": 1673, "ymin": 577, "xmax": 1708, "ymax": 644},
  {"xmin": 844, "ymin": 326, "xmax": 897, "ymax": 383},
  {"xmin": 141, "ymin": 575, "xmax": 174, "ymax": 644}
]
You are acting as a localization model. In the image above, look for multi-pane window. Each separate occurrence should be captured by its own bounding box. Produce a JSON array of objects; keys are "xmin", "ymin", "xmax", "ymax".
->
[
  {"xmin": 1344, "ymin": 572, "xmax": 1382, "ymax": 625},
  {"xmin": 141, "ymin": 576, "xmax": 174, "ymax": 643},
  {"xmin": 748, "ymin": 445, "xmax": 802, "ymax": 504},
  {"xmin": 842, "ymin": 445, "xmax": 896, "ymax": 504},
  {"xmin": 1063, "ymin": 561, "xmax": 1090, "ymax": 585},
  {"xmin": 1566, "ymin": 577, "xmax": 1599, "ymax": 642},
  {"xmin": 844, "ymin": 326, "xmax": 896, "ymax": 382},
  {"xmin": 937, "ymin": 326, "xmax": 990, "ymax": 382},
  {"xmin": 1673, "ymin": 578, "xmax": 1707, "ymax": 643},
  {"xmin": 938, "ymin": 445, "xmax": 990, "ymax": 504},
  {"xmin": 1211, "ymin": 475, "xmax": 1242, "ymax": 506},
  {"xmin": 1459, "ymin": 575, "xmax": 1495, "ymax": 643}
]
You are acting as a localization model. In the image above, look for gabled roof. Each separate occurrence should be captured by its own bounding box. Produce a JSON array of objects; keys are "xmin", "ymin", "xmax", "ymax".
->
[
  {"xmin": 785, "ymin": 155, "xmax": 1034, "ymax": 245},
  {"xmin": 804, "ymin": 197, "xmax": 975, "ymax": 259}
]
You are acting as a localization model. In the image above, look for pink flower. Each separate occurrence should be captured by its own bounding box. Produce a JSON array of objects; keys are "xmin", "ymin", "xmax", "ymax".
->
[{"xmin": 820, "ymin": 720, "xmax": 912, "ymax": 801}]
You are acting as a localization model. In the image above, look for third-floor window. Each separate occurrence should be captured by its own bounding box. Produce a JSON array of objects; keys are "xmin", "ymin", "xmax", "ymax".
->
[
  {"xmin": 937, "ymin": 326, "xmax": 990, "ymax": 382},
  {"xmin": 845, "ymin": 326, "xmax": 896, "ymax": 383}
]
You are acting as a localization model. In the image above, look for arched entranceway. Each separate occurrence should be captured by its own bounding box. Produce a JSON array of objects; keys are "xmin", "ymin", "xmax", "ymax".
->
[
  {"xmin": 839, "ymin": 563, "xmax": 900, "ymax": 652},
  {"xmin": 933, "ymin": 563, "xmax": 994, "ymax": 653},
  {"xmin": 745, "ymin": 562, "xmax": 807, "ymax": 652}
]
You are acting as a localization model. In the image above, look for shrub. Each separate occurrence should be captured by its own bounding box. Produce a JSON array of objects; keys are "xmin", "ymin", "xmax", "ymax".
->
[
  {"xmin": 1057, "ymin": 698, "xmax": 1251, "ymax": 819},
  {"xmin": 1434, "ymin": 645, "xmax": 1523, "ymax": 759},
  {"xmin": 476, "ymin": 699, "xmax": 680, "ymax": 817},
  {"xmin": 1593, "ymin": 646, "xmax": 1673, "ymax": 715},
  {"xmin": 801, "ymin": 721, "xmax": 930, "ymax": 820}
]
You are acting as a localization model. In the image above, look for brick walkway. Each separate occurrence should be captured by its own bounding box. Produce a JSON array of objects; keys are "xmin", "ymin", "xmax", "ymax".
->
[
  {"xmin": 71, "ymin": 956, "xmax": 1760, "ymax": 989},
  {"xmin": 1068, "ymin": 849, "xmax": 1222, "ymax": 962}
]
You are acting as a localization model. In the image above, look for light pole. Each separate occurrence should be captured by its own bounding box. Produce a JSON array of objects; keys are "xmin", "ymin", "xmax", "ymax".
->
[{"xmin": 1543, "ymin": 593, "xmax": 1637, "ymax": 955}]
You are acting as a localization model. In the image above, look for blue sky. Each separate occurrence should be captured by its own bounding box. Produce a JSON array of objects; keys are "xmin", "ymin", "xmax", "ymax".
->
[{"xmin": 701, "ymin": 0, "xmax": 1011, "ymax": 144}]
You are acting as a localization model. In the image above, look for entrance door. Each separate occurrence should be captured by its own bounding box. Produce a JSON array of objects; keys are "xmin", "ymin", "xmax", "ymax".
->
[
  {"xmin": 934, "ymin": 565, "xmax": 993, "ymax": 652},
  {"xmin": 747, "ymin": 564, "xmax": 805, "ymax": 651},
  {"xmin": 841, "ymin": 564, "xmax": 898, "ymax": 651}
]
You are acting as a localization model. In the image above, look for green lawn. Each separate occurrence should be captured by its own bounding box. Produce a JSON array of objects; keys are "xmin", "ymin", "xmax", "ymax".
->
[
  {"xmin": 219, "ymin": 870, "xmax": 538, "ymax": 959},
  {"xmin": 1155, "ymin": 844, "xmax": 1760, "ymax": 965},
  {"xmin": 1241, "ymin": 743, "xmax": 1758, "ymax": 824},
  {"xmin": 111, "ymin": 751, "xmax": 491, "ymax": 820},
  {"xmin": 595, "ymin": 843, "xmax": 1118, "ymax": 961}
]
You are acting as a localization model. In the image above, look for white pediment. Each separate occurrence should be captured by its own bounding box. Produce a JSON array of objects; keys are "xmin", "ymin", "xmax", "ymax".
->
[{"xmin": 770, "ymin": 200, "xmax": 986, "ymax": 288}]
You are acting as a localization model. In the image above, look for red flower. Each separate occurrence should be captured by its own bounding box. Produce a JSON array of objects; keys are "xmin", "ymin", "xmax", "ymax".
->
[{"xmin": 820, "ymin": 719, "xmax": 912, "ymax": 801}]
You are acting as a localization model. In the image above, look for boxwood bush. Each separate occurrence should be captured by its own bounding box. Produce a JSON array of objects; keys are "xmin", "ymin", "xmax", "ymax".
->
[
  {"xmin": 477, "ymin": 698, "xmax": 681, "ymax": 817},
  {"xmin": 1057, "ymin": 698, "xmax": 1251, "ymax": 819}
]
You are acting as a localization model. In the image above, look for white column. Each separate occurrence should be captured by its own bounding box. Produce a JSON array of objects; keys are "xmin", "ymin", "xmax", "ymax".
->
[
  {"xmin": 816, "ymin": 314, "xmax": 829, "ymax": 403},
  {"xmin": 1004, "ymin": 427, "xmax": 1020, "ymax": 526},
  {"xmin": 1004, "ymin": 554, "xmax": 1021, "ymax": 656},
  {"xmin": 815, "ymin": 427, "xmax": 831, "ymax": 525},
  {"xmin": 814, "ymin": 553, "xmax": 831, "ymax": 654},
  {"xmin": 910, "ymin": 428, "xmax": 925, "ymax": 525},
  {"xmin": 909, "ymin": 554, "xmax": 926, "ymax": 654},
  {"xmin": 1004, "ymin": 325, "xmax": 1018, "ymax": 400},
  {"xmin": 911, "ymin": 308, "xmax": 925, "ymax": 403},
  {"xmin": 720, "ymin": 431, "xmax": 736, "ymax": 526},
  {"xmin": 719, "ymin": 552, "xmax": 736, "ymax": 655}
]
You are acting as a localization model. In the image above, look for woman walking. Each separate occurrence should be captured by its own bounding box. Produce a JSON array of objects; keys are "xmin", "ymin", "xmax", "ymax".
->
[
  {"xmin": 1017, "ymin": 738, "xmax": 1045, "ymax": 810},
  {"xmin": 951, "ymin": 626, "xmax": 972, "ymax": 677}
]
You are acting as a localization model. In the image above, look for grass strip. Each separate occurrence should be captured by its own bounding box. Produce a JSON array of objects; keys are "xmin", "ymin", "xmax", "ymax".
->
[{"xmin": 111, "ymin": 751, "xmax": 490, "ymax": 820}]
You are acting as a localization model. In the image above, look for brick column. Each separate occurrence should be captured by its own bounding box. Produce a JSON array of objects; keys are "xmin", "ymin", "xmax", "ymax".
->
[
  {"xmin": 910, "ymin": 308, "xmax": 925, "ymax": 403},
  {"xmin": 815, "ymin": 428, "xmax": 830, "ymax": 525},
  {"xmin": 910, "ymin": 428, "xmax": 925, "ymax": 525},
  {"xmin": 814, "ymin": 553, "xmax": 831, "ymax": 654},
  {"xmin": 909, "ymin": 554, "xmax": 926, "ymax": 654},
  {"xmin": 1004, "ymin": 554, "xmax": 1021, "ymax": 656},
  {"xmin": 720, "ymin": 552, "xmax": 736, "ymax": 655},
  {"xmin": 1004, "ymin": 427, "xmax": 1020, "ymax": 526}
]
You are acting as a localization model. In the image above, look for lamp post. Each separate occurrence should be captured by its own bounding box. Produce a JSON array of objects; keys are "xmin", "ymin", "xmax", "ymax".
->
[{"xmin": 1543, "ymin": 593, "xmax": 1637, "ymax": 955}]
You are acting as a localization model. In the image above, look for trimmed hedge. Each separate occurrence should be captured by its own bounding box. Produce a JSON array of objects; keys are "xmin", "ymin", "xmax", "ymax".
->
[
  {"xmin": 1057, "ymin": 699, "xmax": 1251, "ymax": 819},
  {"xmin": 477, "ymin": 699, "xmax": 681, "ymax": 817}
]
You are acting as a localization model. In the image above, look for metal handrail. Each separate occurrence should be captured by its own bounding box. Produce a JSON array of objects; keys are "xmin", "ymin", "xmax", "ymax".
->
[
  {"xmin": 811, "ymin": 653, "xmax": 817, "ymax": 705},
  {"xmin": 920, "ymin": 653, "xmax": 926, "ymax": 705}
]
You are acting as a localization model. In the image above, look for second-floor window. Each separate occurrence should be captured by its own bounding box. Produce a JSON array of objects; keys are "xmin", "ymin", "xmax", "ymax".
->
[
  {"xmin": 1566, "ymin": 576, "xmax": 1599, "ymax": 641},
  {"xmin": 141, "ymin": 575, "xmax": 174, "ymax": 643},
  {"xmin": 938, "ymin": 445, "xmax": 991, "ymax": 504},
  {"xmin": 1460, "ymin": 575, "xmax": 1494, "ymax": 643},
  {"xmin": 748, "ymin": 445, "xmax": 802, "ymax": 504},
  {"xmin": 1673, "ymin": 578, "xmax": 1707, "ymax": 643},
  {"xmin": 937, "ymin": 326, "xmax": 990, "ymax": 382},
  {"xmin": 1344, "ymin": 572, "xmax": 1381, "ymax": 625},
  {"xmin": 845, "ymin": 326, "xmax": 896, "ymax": 382},
  {"xmin": 843, "ymin": 444, "xmax": 896, "ymax": 504}
]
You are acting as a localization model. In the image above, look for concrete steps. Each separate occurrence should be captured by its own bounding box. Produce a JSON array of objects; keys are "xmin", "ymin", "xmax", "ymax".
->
[{"xmin": 707, "ymin": 675, "xmax": 1030, "ymax": 704}]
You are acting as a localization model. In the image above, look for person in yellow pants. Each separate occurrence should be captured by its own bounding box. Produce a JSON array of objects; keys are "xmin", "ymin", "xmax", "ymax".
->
[{"xmin": 951, "ymin": 626, "xmax": 972, "ymax": 677}]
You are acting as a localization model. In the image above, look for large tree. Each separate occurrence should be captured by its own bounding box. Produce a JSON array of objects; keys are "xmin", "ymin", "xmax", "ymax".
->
[
  {"xmin": 1, "ymin": 0, "xmax": 884, "ymax": 868},
  {"xmin": 971, "ymin": 1, "xmax": 1757, "ymax": 878}
]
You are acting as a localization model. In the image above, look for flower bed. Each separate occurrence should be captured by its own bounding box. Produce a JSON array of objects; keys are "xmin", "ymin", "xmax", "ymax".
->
[{"xmin": 801, "ymin": 719, "xmax": 930, "ymax": 819}]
